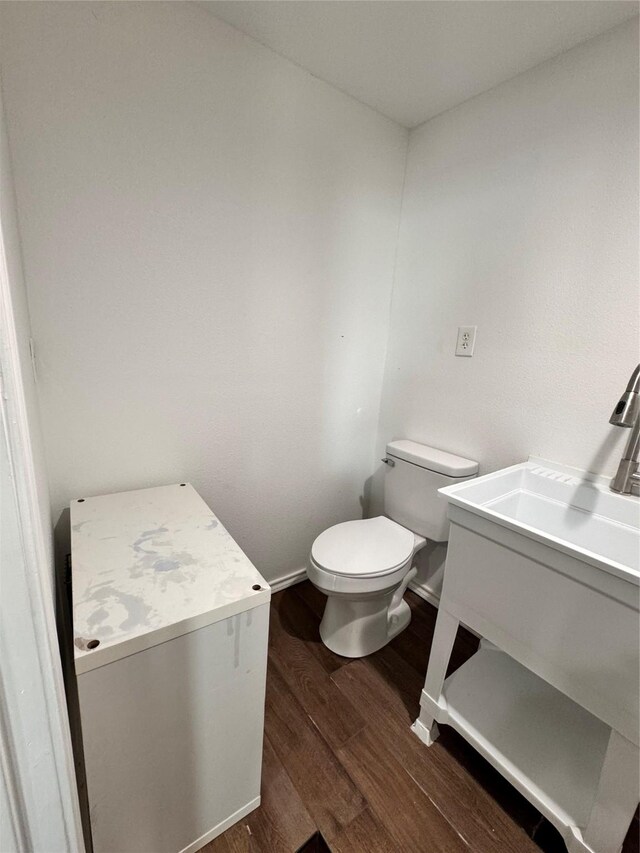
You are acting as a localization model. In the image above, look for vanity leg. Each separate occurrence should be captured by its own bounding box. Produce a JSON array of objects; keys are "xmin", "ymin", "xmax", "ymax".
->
[
  {"xmin": 412, "ymin": 609, "xmax": 459, "ymax": 747},
  {"xmin": 582, "ymin": 729, "xmax": 639, "ymax": 853}
]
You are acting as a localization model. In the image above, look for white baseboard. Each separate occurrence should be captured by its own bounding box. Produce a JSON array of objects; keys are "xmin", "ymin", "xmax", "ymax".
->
[
  {"xmin": 268, "ymin": 566, "xmax": 307, "ymax": 594},
  {"xmin": 408, "ymin": 579, "xmax": 441, "ymax": 609},
  {"xmin": 178, "ymin": 796, "xmax": 260, "ymax": 853}
]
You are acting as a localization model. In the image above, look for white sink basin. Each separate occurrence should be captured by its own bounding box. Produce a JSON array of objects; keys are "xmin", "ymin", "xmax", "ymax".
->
[{"xmin": 440, "ymin": 457, "xmax": 640, "ymax": 583}]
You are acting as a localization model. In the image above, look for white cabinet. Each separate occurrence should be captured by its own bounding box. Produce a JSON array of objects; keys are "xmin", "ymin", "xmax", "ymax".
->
[{"xmin": 71, "ymin": 484, "xmax": 270, "ymax": 853}]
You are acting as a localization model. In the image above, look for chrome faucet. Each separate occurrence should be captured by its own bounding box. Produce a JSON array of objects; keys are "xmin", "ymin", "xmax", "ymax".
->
[{"xmin": 609, "ymin": 364, "xmax": 640, "ymax": 495}]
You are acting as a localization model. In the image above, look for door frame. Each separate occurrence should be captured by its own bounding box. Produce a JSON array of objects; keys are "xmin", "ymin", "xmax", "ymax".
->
[{"xmin": 0, "ymin": 83, "xmax": 85, "ymax": 852}]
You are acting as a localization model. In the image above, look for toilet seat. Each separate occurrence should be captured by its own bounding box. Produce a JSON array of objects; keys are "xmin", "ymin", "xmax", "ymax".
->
[{"xmin": 311, "ymin": 516, "xmax": 415, "ymax": 578}]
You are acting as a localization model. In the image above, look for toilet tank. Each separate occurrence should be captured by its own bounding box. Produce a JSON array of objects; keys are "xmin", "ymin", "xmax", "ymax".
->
[{"xmin": 383, "ymin": 440, "xmax": 478, "ymax": 542}]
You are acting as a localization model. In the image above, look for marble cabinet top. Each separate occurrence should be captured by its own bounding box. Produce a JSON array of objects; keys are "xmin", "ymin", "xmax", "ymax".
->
[{"xmin": 71, "ymin": 483, "xmax": 270, "ymax": 673}]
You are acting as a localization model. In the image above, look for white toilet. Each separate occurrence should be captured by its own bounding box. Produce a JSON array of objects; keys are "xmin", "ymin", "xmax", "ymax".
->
[{"xmin": 307, "ymin": 440, "xmax": 478, "ymax": 657}]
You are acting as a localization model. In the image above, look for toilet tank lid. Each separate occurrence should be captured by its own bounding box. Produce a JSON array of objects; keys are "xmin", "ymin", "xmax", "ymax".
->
[{"xmin": 386, "ymin": 440, "xmax": 479, "ymax": 478}]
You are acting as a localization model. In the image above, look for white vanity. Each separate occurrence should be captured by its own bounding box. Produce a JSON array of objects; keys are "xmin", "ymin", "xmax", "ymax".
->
[
  {"xmin": 413, "ymin": 459, "xmax": 639, "ymax": 853},
  {"xmin": 71, "ymin": 483, "xmax": 270, "ymax": 853}
]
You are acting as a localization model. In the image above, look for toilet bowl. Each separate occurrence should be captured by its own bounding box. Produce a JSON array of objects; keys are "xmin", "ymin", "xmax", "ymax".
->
[
  {"xmin": 308, "ymin": 440, "xmax": 478, "ymax": 657},
  {"xmin": 307, "ymin": 517, "xmax": 426, "ymax": 657}
]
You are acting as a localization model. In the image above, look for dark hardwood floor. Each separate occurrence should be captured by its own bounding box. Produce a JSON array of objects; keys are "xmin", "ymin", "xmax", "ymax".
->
[{"xmin": 204, "ymin": 582, "xmax": 639, "ymax": 853}]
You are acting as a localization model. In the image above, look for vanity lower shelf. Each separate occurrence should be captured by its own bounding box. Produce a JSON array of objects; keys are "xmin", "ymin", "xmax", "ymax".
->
[{"xmin": 439, "ymin": 646, "xmax": 612, "ymax": 832}]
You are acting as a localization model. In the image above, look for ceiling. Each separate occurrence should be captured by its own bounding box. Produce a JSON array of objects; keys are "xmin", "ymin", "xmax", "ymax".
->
[{"xmin": 200, "ymin": 1, "xmax": 639, "ymax": 128}]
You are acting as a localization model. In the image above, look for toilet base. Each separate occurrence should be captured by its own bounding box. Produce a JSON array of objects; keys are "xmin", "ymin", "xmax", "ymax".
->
[{"xmin": 319, "ymin": 589, "xmax": 412, "ymax": 658}]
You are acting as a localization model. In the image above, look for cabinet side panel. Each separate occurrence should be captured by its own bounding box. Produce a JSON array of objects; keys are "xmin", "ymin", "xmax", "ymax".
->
[{"xmin": 77, "ymin": 603, "xmax": 269, "ymax": 853}]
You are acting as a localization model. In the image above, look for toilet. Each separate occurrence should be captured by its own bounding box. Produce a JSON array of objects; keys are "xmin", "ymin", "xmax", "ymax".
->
[{"xmin": 307, "ymin": 440, "xmax": 478, "ymax": 657}]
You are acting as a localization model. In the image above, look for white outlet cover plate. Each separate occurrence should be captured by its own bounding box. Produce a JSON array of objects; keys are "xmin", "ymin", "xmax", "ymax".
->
[{"xmin": 456, "ymin": 325, "xmax": 477, "ymax": 357}]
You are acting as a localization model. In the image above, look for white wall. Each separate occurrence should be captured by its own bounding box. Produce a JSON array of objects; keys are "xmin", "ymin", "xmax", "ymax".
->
[
  {"xmin": 0, "ymin": 1, "xmax": 407, "ymax": 584},
  {"xmin": 2, "ymin": 4, "xmax": 637, "ymax": 596},
  {"xmin": 374, "ymin": 19, "xmax": 639, "ymax": 597}
]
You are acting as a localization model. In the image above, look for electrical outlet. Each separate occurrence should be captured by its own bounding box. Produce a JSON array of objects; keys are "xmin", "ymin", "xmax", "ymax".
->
[{"xmin": 455, "ymin": 325, "xmax": 477, "ymax": 357}]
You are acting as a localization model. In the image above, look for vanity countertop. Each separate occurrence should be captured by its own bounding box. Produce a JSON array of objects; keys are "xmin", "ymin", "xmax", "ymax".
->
[{"xmin": 70, "ymin": 483, "xmax": 270, "ymax": 674}]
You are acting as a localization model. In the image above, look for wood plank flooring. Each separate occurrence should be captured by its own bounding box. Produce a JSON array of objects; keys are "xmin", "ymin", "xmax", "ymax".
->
[{"xmin": 204, "ymin": 582, "xmax": 639, "ymax": 853}]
